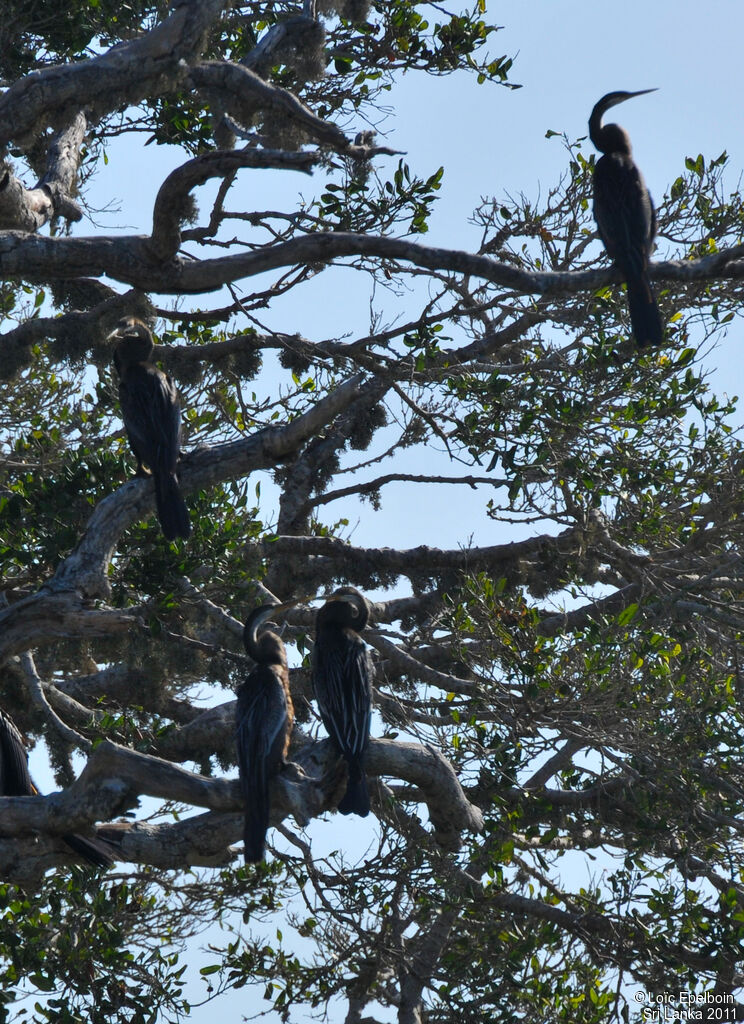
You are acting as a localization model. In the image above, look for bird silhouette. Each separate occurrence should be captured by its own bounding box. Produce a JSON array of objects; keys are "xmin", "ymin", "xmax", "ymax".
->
[
  {"xmin": 237, "ymin": 602, "xmax": 298, "ymax": 862},
  {"xmin": 312, "ymin": 588, "xmax": 373, "ymax": 816},
  {"xmin": 590, "ymin": 90, "xmax": 663, "ymax": 347},
  {"xmin": 111, "ymin": 317, "xmax": 190, "ymax": 540}
]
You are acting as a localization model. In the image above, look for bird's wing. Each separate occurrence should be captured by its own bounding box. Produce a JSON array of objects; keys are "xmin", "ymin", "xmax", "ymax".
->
[
  {"xmin": 236, "ymin": 671, "xmax": 291, "ymax": 861},
  {"xmin": 0, "ymin": 710, "xmax": 35, "ymax": 796},
  {"xmin": 313, "ymin": 635, "xmax": 372, "ymax": 760},
  {"xmin": 342, "ymin": 638, "xmax": 373, "ymax": 759},
  {"xmin": 119, "ymin": 365, "xmax": 181, "ymax": 475},
  {"xmin": 594, "ymin": 155, "xmax": 655, "ymax": 277},
  {"xmin": 236, "ymin": 674, "xmax": 291, "ymax": 795}
]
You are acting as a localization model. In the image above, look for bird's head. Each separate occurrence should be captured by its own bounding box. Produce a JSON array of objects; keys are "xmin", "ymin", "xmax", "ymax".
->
[
  {"xmin": 243, "ymin": 600, "xmax": 300, "ymax": 663},
  {"xmin": 589, "ymin": 89, "xmax": 657, "ymax": 154},
  {"xmin": 316, "ymin": 587, "xmax": 370, "ymax": 632},
  {"xmin": 109, "ymin": 317, "xmax": 156, "ymax": 371}
]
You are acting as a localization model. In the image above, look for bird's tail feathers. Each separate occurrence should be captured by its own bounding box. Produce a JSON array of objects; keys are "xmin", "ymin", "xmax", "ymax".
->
[
  {"xmin": 154, "ymin": 472, "xmax": 191, "ymax": 541},
  {"xmin": 626, "ymin": 274, "xmax": 664, "ymax": 347},
  {"xmin": 338, "ymin": 762, "xmax": 370, "ymax": 817},
  {"xmin": 243, "ymin": 795, "xmax": 269, "ymax": 864},
  {"xmin": 62, "ymin": 832, "xmax": 115, "ymax": 869}
]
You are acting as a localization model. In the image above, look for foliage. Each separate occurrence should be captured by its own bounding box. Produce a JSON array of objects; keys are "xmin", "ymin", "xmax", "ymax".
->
[
  {"xmin": 0, "ymin": 874, "xmax": 190, "ymax": 1024},
  {"xmin": 1, "ymin": 2, "xmax": 744, "ymax": 1023}
]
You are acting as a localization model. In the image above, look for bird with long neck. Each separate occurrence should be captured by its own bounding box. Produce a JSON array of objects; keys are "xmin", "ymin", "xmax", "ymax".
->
[
  {"xmin": 312, "ymin": 587, "xmax": 373, "ymax": 817},
  {"xmin": 589, "ymin": 90, "xmax": 664, "ymax": 348},
  {"xmin": 237, "ymin": 602, "xmax": 298, "ymax": 863},
  {"xmin": 110, "ymin": 316, "xmax": 190, "ymax": 540},
  {"xmin": 0, "ymin": 710, "xmax": 114, "ymax": 868}
]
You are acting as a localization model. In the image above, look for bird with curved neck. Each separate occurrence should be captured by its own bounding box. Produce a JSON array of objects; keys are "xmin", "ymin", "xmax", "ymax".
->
[
  {"xmin": 237, "ymin": 601, "xmax": 298, "ymax": 863},
  {"xmin": 312, "ymin": 587, "xmax": 373, "ymax": 817},
  {"xmin": 110, "ymin": 316, "xmax": 190, "ymax": 540},
  {"xmin": 0, "ymin": 710, "xmax": 113, "ymax": 868},
  {"xmin": 589, "ymin": 90, "xmax": 664, "ymax": 348}
]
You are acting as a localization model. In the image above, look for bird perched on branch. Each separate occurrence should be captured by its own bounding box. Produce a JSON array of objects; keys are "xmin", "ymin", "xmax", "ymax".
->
[
  {"xmin": 590, "ymin": 90, "xmax": 664, "ymax": 347},
  {"xmin": 237, "ymin": 602, "xmax": 298, "ymax": 863},
  {"xmin": 312, "ymin": 587, "xmax": 373, "ymax": 817},
  {"xmin": 0, "ymin": 710, "xmax": 113, "ymax": 868},
  {"xmin": 110, "ymin": 316, "xmax": 190, "ymax": 540}
]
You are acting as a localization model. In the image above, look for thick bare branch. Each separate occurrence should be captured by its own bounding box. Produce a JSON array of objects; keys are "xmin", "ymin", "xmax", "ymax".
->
[
  {"xmin": 2, "ymin": 225, "xmax": 742, "ymax": 298},
  {"xmin": 0, "ymin": 167, "xmax": 52, "ymax": 231},
  {"xmin": 100, "ymin": 813, "xmax": 242, "ymax": 869},
  {"xmin": 365, "ymin": 738, "xmax": 484, "ymax": 845},
  {"xmin": 0, "ymin": 287, "xmax": 146, "ymax": 374},
  {"xmin": 37, "ymin": 112, "xmax": 87, "ymax": 223},
  {"xmin": 153, "ymin": 700, "xmax": 237, "ymax": 763},
  {"xmin": 262, "ymin": 526, "xmax": 580, "ymax": 582},
  {"xmin": 0, "ymin": 0, "xmax": 225, "ymax": 148},
  {"xmin": 0, "ymin": 594, "xmax": 139, "ymax": 672},
  {"xmin": 149, "ymin": 148, "xmax": 320, "ymax": 260},
  {"xmin": 0, "ymin": 729, "xmax": 481, "ymax": 873}
]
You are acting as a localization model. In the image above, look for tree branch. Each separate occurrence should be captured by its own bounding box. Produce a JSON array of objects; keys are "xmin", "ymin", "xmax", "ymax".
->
[
  {"xmin": 37, "ymin": 112, "xmax": 87, "ymax": 223},
  {"xmin": 2, "ymin": 227, "xmax": 742, "ymax": 298},
  {"xmin": 0, "ymin": 166, "xmax": 52, "ymax": 231},
  {"xmin": 149, "ymin": 148, "xmax": 320, "ymax": 260},
  {"xmin": 0, "ymin": 729, "xmax": 482, "ymax": 874},
  {"xmin": 0, "ymin": 0, "xmax": 225, "ymax": 148},
  {"xmin": 18, "ymin": 651, "xmax": 92, "ymax": 753},
  {"xmin": 50, "ymin": 371, "xmax": 366, "ymax": 599},
  {"xmin": 365, "ymin": 738, "xmax": 484, "ymax": 845},
  {"xmin": 0, "ymin": 288, "xmax": 146, "ymax": 376},
  {"xmin": 189, "ymin": 61, "xmax": 401, "ymax": 160},
  {"xmin": 262, "ymin": 526, "xmax": 580, "ymax": 584},
  {"xmin": 0, "ymin": 594, "xmax": 140, "ymax": 673}
]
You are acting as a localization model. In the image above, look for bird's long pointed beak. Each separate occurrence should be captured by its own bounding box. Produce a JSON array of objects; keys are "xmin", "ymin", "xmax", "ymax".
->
[
  {"xmin": 246, "ymin": 601, "xmax": 299, "ymax": 637},
  {"xmin": 602, "ymin": 88, "xmax": 658, "ymax": 114},
  {"xmin": 107, "ymin": 316, "xmax": 146, "ymax": 342},
  {"xmin": 255, "ymin": 597, "xmax": 308, "ymax": 624},
  {"xmin": 312, "ymin": 589, "xmax": 366, "ymax": 610},
  {"xmin": 107, "ymin": 319, "xmax": 135, "ymax": 342},
  {"xmin": 269, "ymin": 599, "xmax": 303, "ymax": 615}
]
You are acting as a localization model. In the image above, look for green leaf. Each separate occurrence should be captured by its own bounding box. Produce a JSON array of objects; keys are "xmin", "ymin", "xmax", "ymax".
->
[{"xmin": 617, "ymin": 603, "xmax": 639, "ymax": 626}]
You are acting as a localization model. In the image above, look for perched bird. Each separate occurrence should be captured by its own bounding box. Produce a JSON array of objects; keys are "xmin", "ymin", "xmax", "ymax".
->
[
  {"xmin": 0, "ymin": 710, "xmax": 113, "ymax": 868},
  {"xmin": 312, "ymin": 587, "xmax": 373, "ymax": 817},
  {"xmin": 237, "ymin": 602, "xmax": 297, "ymax": 863},
  {"xmin": 589, "ymin": 90, "xmax": 664, "ymax": 347},
  {"xmin": 111, "ymin": 317, "xmax": 190, "ymax": 540}
]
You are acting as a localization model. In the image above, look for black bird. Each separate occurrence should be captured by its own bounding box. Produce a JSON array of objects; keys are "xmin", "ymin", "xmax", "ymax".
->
[
  {"xmin": 111, "ymin": 317, "xmax": 190, "ymax": 540},
  {"xmin": 312, "ymin": 588, "xmax": 373, "ymax": 817},
  {"xmin": 590, "ymin": 90, "xmax": 664, "ymax": 347},
  {"xmin": 0, "ymin": 710, "xmax": 113, "ymax": 868},
  {"xmin": 237, "ymin": 602, "xmax": 297, "ymax": 863}
]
